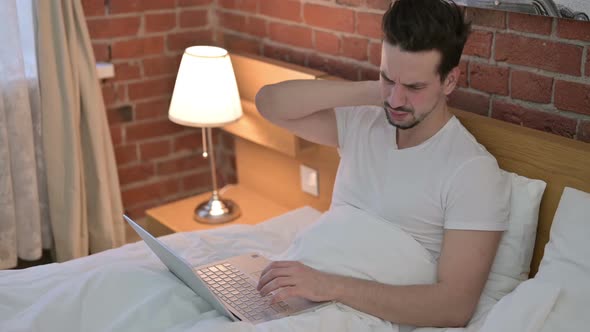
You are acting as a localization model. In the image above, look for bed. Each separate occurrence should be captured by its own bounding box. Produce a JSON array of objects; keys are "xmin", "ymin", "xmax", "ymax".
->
[{"xmin": 1, "ymin": 53, "xmax": 589, "ymax": 332}]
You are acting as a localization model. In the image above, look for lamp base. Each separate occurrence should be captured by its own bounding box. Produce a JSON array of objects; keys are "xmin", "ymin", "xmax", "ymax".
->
[{"xmin": 194, "ymin": 195, "xmax": 241, "ymax": 224}]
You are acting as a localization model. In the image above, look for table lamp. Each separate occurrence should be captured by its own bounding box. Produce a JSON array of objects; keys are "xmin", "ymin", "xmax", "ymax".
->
[{"xmin": 168, "ymin": 46, "xmax": 243, "ymax": 224}]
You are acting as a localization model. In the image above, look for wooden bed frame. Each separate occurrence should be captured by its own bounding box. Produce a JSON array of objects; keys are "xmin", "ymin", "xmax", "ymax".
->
[{"xmin": 223, "ymin": 53, "xmax": 590, "ymax": 277}]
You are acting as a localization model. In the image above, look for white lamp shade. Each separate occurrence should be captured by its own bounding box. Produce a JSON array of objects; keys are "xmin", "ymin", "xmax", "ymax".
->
[{"xmin": 168, "ymin": 46, "xmax": 243, "ymax": 128}]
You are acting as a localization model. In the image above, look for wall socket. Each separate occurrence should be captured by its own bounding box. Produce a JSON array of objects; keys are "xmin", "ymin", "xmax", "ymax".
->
[{"xmin": 300, "ymin": 164, "xmax": 319, "ymax": 197}]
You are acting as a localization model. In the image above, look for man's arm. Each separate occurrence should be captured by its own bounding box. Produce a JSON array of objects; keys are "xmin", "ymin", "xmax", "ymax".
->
[
  {"xmin": 255, "ymin": 80, "xmax": 381, "ymax": 147},
  {"xmin": 257, "ymin": 229, "xmax": 502, "ymax": 327}
]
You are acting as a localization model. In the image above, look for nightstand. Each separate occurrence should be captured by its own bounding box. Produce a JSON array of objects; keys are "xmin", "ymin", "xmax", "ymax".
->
[{"xmin": 144, "ymin": 184, "xmax": 291, "ymax": 236}]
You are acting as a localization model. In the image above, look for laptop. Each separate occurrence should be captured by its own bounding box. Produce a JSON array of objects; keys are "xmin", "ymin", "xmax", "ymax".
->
[{"xmin": 123, "ymin": 215, "xmax": 328, "ymax": 324}]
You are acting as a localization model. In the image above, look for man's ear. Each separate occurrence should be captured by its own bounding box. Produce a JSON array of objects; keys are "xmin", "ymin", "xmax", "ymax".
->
[{"xmin": 443, "ymin": 67, "xmax": 461, "ymax": 95}]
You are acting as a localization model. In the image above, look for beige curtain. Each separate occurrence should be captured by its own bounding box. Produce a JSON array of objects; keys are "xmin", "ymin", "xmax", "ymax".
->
[{"xmin": 36, "ymin": 0, "xmax": 125, "ymax": 261}]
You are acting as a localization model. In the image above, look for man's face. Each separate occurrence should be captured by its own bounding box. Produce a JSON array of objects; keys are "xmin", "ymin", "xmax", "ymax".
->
[{"xmin": 379, "ymin": 43, "xmax": 449, "ymax": 130}]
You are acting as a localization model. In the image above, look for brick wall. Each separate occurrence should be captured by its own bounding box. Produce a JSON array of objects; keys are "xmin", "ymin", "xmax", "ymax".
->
[
  {"xmin": 216, "ymin": 0, "xmax": 590, "ymax": 142},
  {"xmin": 83, "ymin": 0, "xmax": 236, "ymax": 219},
  {"xmin": 83, "ymin": 0, "xmax": 589, "ymax": 218}
]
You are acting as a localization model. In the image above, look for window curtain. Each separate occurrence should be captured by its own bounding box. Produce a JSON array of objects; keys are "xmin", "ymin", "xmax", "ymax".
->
[
  {"xmin": 0, "ymin": 0, "xmax": 50, "ymax": 269},
  {"xmin": 35, "ymin": 0, "xmax": 126, "ymax": 262}
]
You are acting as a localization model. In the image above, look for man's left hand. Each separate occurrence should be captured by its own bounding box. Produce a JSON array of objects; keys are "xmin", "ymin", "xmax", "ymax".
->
[{"xmin": 256, "ymin": 261, "xmax": 336, "ymax": 303}]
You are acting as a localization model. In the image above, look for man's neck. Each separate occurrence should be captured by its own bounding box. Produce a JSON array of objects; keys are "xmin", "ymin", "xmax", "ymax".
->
[{"xmin": 396, "ymin": 105, "xmax": 453, "ymax": 149}]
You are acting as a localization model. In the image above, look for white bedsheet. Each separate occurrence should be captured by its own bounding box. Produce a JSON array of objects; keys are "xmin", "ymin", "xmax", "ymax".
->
[{"xmin": 0, "ymin": 206, "xmax": 481, "ymax": 332}]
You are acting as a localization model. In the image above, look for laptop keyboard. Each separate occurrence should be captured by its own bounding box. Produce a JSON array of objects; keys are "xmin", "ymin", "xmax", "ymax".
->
[{"xmin": 196, "ymin": 263, "xmax": 290, "ymax": 321}]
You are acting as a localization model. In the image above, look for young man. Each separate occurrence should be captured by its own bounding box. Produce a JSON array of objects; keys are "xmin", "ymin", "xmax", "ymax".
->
[{"xmin": 255, "ymin": 0, "xmax": 510, "ymax": 328}]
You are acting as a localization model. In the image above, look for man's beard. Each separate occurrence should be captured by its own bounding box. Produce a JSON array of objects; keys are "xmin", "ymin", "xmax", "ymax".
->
[{"xmin": 383, "ymin": 102, "xmax": 420, "ymax": 130}]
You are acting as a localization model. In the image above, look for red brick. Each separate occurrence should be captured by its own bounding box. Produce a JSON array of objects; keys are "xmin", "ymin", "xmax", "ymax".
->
[
  {"xmin": 81, "ymin": 0, "xmax": 105, "ymax": 16},
  {"xmin": 180, "ymin": 9, "xmax": 209, "ymax": 28},
  {"xmin": 269, "ymin": 23, "xmax": 313, "ymax": 49},
  {"xmin": 157, "ymin": 155, "xmax": 208, "ymax": 175},
  {"xmin": 113, "ymin": 62, "xmax": 141, "ymax": 82},
  {"xmin": 111, "ymin": 37, "xmax": 165, "ymax": 59},
  {"xmin": 586, "ymin": 48, "xmax": 590, "ymax": 77},
  {"xmin": 491, "ymin": 100, "xmax": 577, "ymax": 138},
  {"xmin": 121, "ymin": 179, "xmax": 180, "ymax": 207},
  {"xmin": 135, "ymin": 99, "xmax": 171, "ymax": 120},
  {"xmin": 118, "ymin": 164, "xmax": 155, "ymax": 186},
  {"xmin": 511, "ymin": 70, "xmax": 553, "ymax": 104},
  {"xmin": 145, "ymin": 13, "xmax": 176, "ymax": 33},
  {"xmin": 357, "ymin": 12, "xmax": 382, "ymax": 39},
  {"xmin": 458, "ymin": 60, "xmax": 468, "ymax": 88},
  {"xmin": 223, "ymin": 34, "xmax": 261, "ymax": 54},
  {"xmin": 110, "ymin": 0, "xmax": 176, "ymax": 13},
  {"xmin": 140, "ymin": 140, "xmax": 171, "ymax": 161},
  {"xmin": 342, "ymin": 36, "xmax": 368, "ymax": 61},
  {"xmin": 126, "ymin": 119, "xmax": 184, "ymax": 142},
  {"xmin": 579, "ymin": 121, "xmax": 590, "ymax": 143},
  {"xmin": 106, "ymin": 108, "xmax": 125, "ymax": 126},
  {"xmin": 554, "ymin": 80, "xmax": 590, "ymax": 115},
  {"xmin": 218, "ymin": 12, "xmax": 266, "ymax": 37},
  {"xmin": 128, "ymin": 77, "xmax": 176, "ymax": 101},
  {"xmin": 463, "ymin": 30, "xmax": 492, "ymax": 58},
  {"xmin": 218, "ymin": 0, "xmax": 233, "ymax": 9},
  {"xmin": 114, "ymin": 144, "xmax": 138, "ymax": 166},
  {"xmin": 178, "ymin": 0, "xmax": 213, "ymax": 6},
  {"xmin": 368, "ymin": 41, "xmax": 381, "ymax": 66},
  {"xmin": 308, "ymin": 54, "xmax": 359, "ymax": 81},
  {"xmin": 110, "ymin": 126, "xmax": 123, "ymax": 146},
  {"xmin": 366, "ymin": 0, "xmax": 390, "ymax": 10},
  {"xmin": 260, "ymin": 0, "xmax": 302, "ymax": 22},
  {"xmin": 110, "ymin": 0, "xmax": 141, "ymax": 13},
  {"xmin": 238, "ymin": 0, "xmax": 259, "ymax": 12},
  {"xmin": 336, "ymin": 0, "xmax": 361, "ymax": 6},
  {"xmin": 101, "ymin": 84, "xmax": 126, "ymax": 107},
  {"xmin": 495, "ymin": 33, "xmax": 583, "ymax": 76},
  {"xmin": 464, "ymin": 7, "xmax": 506, "ymax": 29},
  {"xmin": 143, "ymin": 56, "xmax": 182, "ymax": 77},
  {"xmin": 262, "ymin": 43, "xmax": 307, "ymax": 67},
  {"xmin": 469, "ymin": 63, "xmax": 509, "ymax": 95},
  {"xmin": 448, "ymin": 89, "xmax": 489, "ymax": 116},
  {"xmin": 87, "ymin": 17, "xmax": 140, "ymax": 39},
  {"xmin": 167, "ymin": 30, "xmax": 213, "ymax": 52},
  {"xmin": 93, "ymin": 43, "xmax": 110, "ymax": 62},
  {"xmin": 218, "ymin": 12, "xmax": 246, "ymax": 31},
  {"xmin": 304, "ymin": 4, "xmax": 355, "ymax": 33},
  {"xmin": 106, "ymin": 106, "xmax": 133, "ymax": 125},
  {"xmin": 218, "ymin": 0, "xmax": 257, "ymax": 13},
  {"xmin": 242, "ymin": 17, "xmax": 266, "ymax": 38},
  {"xmin": 315, "ymin": 31, "xmax": 340, "ymax": 56},
  {"xmin": 557, "ymin": 19, "xmax": 590, "ymax": 42},
  {"xmin": 508, "ymin": 12, "xmax": 552, "ymax": 35},
  {"xmin": 182, "ymin": 172, "xmax": 213, "ymax": 191},
  {"xmin": 174, "ymin": 131, "xmax": 203, "ymax": 152}
]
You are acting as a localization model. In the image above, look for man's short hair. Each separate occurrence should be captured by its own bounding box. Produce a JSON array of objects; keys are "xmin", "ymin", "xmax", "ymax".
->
[{"xmin": 382, "ymin": 0, "xmax": 471, "ymax": 81}]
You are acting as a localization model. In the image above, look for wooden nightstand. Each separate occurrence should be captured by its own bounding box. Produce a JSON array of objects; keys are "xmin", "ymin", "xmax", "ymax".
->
[{"xmin": 144, "ymin": 184, "xmax": 291, "ymax": 236}]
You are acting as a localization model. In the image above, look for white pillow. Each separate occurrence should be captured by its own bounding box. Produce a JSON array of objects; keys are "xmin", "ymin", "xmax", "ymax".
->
[
  {"xmin": 479, "ymin": 278, "xmax": 561, "ymax": 332},
  {"xmin": 536, "ymin": 187, "xmax": 590, "ymax": 331},
  {"xmin": 470, "ymin": 171, "xmax": 546, "ymax": 323}
]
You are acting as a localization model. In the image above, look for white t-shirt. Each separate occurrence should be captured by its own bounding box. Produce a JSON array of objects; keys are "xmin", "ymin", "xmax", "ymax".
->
[{"xmin": 333, "ymin": 105, "xmax": 510, "ymax": 259}]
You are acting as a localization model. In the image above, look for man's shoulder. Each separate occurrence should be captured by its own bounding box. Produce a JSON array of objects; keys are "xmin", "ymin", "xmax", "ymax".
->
[{"xmin": 444, "ymin": 117, "xmax": 497, "ymax": 164}]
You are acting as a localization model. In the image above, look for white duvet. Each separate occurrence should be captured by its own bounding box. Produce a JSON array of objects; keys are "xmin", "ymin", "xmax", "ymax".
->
[{"xmin": 0, "ymin": 206, "xmax": 477, "ymax": 332}]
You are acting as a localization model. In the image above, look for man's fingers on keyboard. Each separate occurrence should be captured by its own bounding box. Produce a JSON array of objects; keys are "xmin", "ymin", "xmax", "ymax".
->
[
  {"xmin": 271, "ymin": 286, "xmax": 297, "ymax": 304},
  {"xmin": 259, "ymin": 276, "xmax": 293, "ymax": 296},
  {"xmin": 257, "ymin": 264, "xmax": 294, "ymax": 290}
]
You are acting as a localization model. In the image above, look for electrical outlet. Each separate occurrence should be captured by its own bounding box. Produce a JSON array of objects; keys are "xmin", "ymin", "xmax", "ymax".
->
[{"xmin": 300, "ymin": 164, "xmax": 319, "ymax": 197}]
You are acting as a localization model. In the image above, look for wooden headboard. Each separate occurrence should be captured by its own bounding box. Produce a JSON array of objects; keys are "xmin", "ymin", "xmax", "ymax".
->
[{"xmin": 224, "ymin": 52, "xmax": 590, "ymax": 277}]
